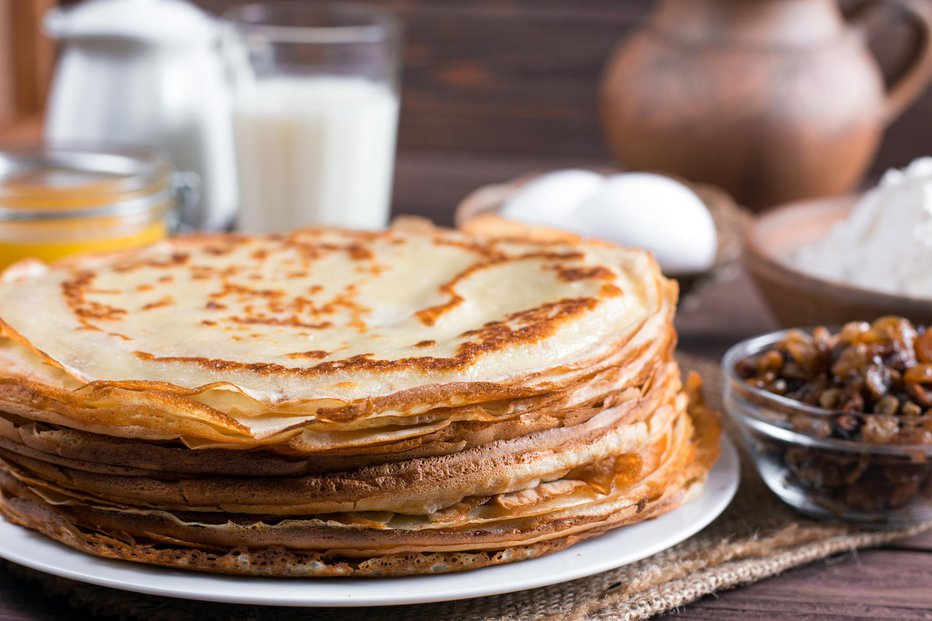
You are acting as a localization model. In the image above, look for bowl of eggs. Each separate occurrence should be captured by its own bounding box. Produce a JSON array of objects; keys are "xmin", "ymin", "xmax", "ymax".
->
[{"xmin": 455, "ymin": 169, "xmax": 749, "ymax": 298}]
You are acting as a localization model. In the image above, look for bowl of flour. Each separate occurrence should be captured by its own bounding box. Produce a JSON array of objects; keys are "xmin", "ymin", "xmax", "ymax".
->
[{"xmin": 745, "ymin": 158, "xmax": 932, "ymax": 326}]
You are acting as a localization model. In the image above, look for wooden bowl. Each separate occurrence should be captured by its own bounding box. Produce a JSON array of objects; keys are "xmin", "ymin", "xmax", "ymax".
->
[
  {"xmin": 745, "ymin": 196, "xmax": 932, "ymax": 326},
  {"xmin": 455, "ymin": 172, "xmax": 749, "ymax": 299}
]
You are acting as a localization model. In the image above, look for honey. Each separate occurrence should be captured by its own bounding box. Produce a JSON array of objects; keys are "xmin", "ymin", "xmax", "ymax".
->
[{"xmin": 0, "ymin": 148, "xmax": 174, "ymax": 269}]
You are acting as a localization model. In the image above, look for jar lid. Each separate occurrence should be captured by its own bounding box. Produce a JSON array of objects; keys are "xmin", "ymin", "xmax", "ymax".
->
[
  {"xmin": 0, "ymin": 147, "xmax": 173, "ymax": 222},
  {"xmin": 44, "ymin": 0, "xmax": 217, "ymax": 45}
]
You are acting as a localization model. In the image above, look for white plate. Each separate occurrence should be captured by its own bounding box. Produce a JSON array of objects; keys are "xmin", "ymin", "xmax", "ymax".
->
[{"xmin": 0, "ymin": 437, "xmax": 739, "ymax": 608}]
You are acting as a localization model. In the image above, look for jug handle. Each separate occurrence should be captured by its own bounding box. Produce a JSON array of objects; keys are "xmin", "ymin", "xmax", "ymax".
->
[
  {"xmin": 170, "ymin": 172, "xmax": 202, "ymax": 233},
  {"xmin": 849, "ymin": 0, "xmax": 932, "ymax": 123}
]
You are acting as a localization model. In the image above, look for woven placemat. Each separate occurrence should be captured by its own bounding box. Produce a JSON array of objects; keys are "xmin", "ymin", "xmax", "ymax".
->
[{"xmin": 4, "ymin": 353, "xmax": 931, "ymax": 621}]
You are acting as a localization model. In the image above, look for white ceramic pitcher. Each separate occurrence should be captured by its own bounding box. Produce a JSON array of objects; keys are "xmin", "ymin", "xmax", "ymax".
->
[{"xmin": 44, "ymin": 0, "xmax": 237, "ymax": 231}]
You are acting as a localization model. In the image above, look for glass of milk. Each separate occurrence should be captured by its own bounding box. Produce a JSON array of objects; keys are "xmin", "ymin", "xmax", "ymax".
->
[{"xmin": 221, "ymin": 3, "xmax": 401, "ymax": 232}]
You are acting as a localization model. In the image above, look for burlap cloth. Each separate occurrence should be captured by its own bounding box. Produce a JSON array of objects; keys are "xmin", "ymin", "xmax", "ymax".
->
[{"xmin": 3, "ymin": 354, "xmax": 931, "ymax": 620}]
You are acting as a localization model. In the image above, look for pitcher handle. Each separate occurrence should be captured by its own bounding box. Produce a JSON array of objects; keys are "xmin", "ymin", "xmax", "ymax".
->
[
  {"xmin": 850, "ymin": 0, "xmax": 932, "ymax": 123},
  {"xmin": 170, "ymin": 171, "xmax": 202, "ymax": 233}
]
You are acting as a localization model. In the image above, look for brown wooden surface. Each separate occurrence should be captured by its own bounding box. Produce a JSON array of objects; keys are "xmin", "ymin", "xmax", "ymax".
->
[{"xmin": 199, "ymin": 1, "xmax": 932, "ymax": 181}]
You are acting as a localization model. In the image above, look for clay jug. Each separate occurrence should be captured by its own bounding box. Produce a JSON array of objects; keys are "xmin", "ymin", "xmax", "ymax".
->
[{"xmin": 600, "ymin": 0, "xmax": 932, "ymax": 210}]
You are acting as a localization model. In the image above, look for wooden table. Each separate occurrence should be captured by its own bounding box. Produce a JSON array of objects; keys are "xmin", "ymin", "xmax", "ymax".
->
[{"xmin": 1, "ymin": 149, "xmax": 931, "ymax": 619}]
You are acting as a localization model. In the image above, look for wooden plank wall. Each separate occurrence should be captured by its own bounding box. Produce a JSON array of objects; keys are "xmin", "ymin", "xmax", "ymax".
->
[{"xmin": 193, "ymin": 0, "xmax": 930, "ymax": 178}]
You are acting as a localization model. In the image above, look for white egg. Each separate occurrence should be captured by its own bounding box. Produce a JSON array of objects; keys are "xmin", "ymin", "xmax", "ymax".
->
[
  {"xmin": 501, "ymin": 169, "xmax": 604, "ymax": 228},
  {"xmin": 572, "ymin": 173, "xmax": 717, "ymax": 275}
]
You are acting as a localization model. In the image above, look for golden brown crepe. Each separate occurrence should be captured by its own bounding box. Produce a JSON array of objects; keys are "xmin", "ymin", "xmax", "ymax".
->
[{"xmin": 0, "ymin": 220, "xmax": 720, "ymax": 576}]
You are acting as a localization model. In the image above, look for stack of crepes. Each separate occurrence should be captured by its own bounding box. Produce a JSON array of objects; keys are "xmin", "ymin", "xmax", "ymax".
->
[{"xmin": 0, "ymin": 218, "xmax": 720, "ymax": 577}]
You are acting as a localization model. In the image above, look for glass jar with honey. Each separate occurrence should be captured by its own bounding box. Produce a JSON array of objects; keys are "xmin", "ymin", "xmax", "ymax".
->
[{"xmin": 0, "ymin": 148, "xmax": 177, "ymax": 269}]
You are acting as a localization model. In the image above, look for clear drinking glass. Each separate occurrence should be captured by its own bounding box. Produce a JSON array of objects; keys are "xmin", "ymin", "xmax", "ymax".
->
[{"xmin": 221, "ymin": 2, "xmax": 402, "ymax": 233}]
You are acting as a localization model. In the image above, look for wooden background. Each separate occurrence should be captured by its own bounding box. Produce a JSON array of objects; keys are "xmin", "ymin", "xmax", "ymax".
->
[
  {"xmin": 198, "ymin": 1, "xmax": 931, "ymax": 162},
  {"xmin": 22, "ymin": 0, "xmax": 926, "ymax": 224}
]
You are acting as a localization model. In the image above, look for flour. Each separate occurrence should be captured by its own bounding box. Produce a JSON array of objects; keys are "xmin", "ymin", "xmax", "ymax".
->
[{"xmin": 793, "ymin": 158, "xmax": 932, "ymax": 299}]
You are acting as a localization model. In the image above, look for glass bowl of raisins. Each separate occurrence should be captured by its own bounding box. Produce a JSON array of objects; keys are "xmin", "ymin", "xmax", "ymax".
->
[{"xmin": 724, "ymin": 316, "xmax": 932, "ymax": 525}]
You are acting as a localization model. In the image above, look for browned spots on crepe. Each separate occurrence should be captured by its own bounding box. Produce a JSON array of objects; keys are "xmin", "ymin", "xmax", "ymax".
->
[
  {"xmin": 415, "ymin": 251, "xmax": 597, "ymax": 328},
  {"xmin": 61, "ymin": 272, "xmax": 128, "ymax": 323},
  {"xmin": 286, "ymin": 350, "xmax": 330, "ymax": 360},
  {"xmin": 141, "ymin": 296, "xmax": 174, "ymax": 311},
  {"xmin": 112, "ymin": 251, "xmax": 190, "ymax": 274},
  {"xmin": 133, "ymin": 296, "xmax": 597, "ymax": 376},
  {"xmin": 230, "ymin": 316, "xmax": 334, "ymax": 331},
  {"xmin": 553, "ymin": 266, "xmax": 616, "ymax": 282}
]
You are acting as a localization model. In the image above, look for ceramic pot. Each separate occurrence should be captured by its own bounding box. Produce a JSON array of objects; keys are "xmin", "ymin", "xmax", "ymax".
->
[{"xmin": 600, "ymin": 0, "xmax": 932, "ymax": 211}]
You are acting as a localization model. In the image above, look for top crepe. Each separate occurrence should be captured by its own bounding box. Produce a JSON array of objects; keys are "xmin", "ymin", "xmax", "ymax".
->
[{"xmin": 0, "ymin": 226, "xmax": 671, "ymax": 439}]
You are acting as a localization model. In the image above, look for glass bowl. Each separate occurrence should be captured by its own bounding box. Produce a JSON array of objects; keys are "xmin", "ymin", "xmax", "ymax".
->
[{"xmin": 723, "ymin": 329, "xmax": 932, "ymax": 526}]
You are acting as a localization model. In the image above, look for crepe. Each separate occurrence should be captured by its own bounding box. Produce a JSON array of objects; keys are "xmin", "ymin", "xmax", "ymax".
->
[
  {"xmin": 0, "ymin": 220, "xmax": 720, "ymax": 576},
  {"xmin": 0, "ymin": 227, "xmax": 666, "ymax": 404}
]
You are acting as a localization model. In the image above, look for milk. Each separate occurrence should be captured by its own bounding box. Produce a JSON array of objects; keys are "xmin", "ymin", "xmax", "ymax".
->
[{"xmin": 233, "ymin": 77, "xmax": 399, "ymax": 233}]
